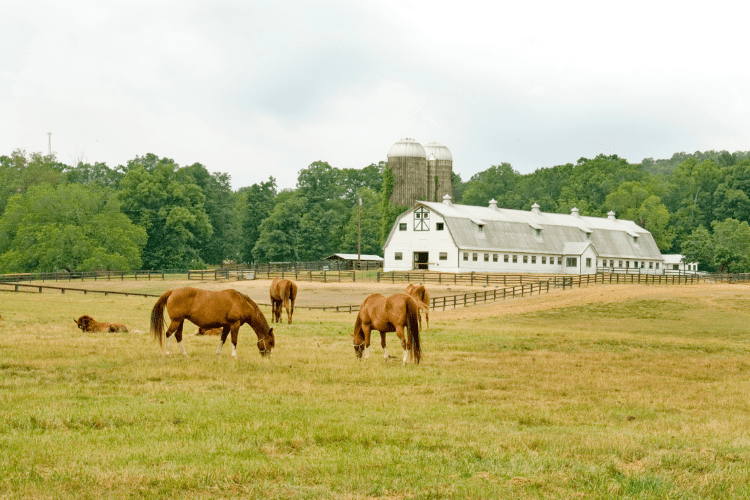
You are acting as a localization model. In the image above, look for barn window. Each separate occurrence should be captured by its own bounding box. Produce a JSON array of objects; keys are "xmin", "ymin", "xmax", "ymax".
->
[
  {"xmin": 504, "ymin": 255, "xmax": 509, "ymax": 262},
  {"xmin": 439, "ymin": 252, "xmax": 447, "ymax": 260},
  {"xmin": 531, "ymin": 256, "xmax": 536, "ymax": 264},
  {"xmin": 436, "ymin": 222, "xmax": 444, "ymax": 230},
  {"xmin": 472, "ymin": 253, "xmax": 478, "ymax": 261},
  {"xmin": 535, "ymin": 228, "xmax": 541, "ymax": 236},
  {"xmin": 566, "ymin": 257, "xmax": 577, "ymax": 267},
  {"xmin": 414, "ymin": 207, "xmax": 430, "ymax": 231},
  {"xmin": 399, "ymin": 223, "xmax": 407, "ymax": 231},
  {"xmin": 463, "ymin": 252, "xmax": 468, "ymax": 261},
  {"xmin": 649, "ymin": 262, "xmax": 653, "ymax": 269},
  {"xmin": 586, "ymin": 258, "xmax": 591, "ymax": 267},
  {"xmin": 493, "ymin": 254, "xmax": 498, "ymax": 262},
  {"xmin": 542, "ymin": 256, "xmax": 546, "ymax": 264},
  {"xmin": 673, "ymin": 264, "xmax": 679, "ymax": 270},
  {"xmin": 484, "ymin": 253, "xmax": 489, "ymax": 262},
  {"xmin": 523, "ymin": 255, "xmax": 528, "ymax": 264},
  {"xmin": 395, "ymin": 252, "xmax": 402, "ymax": 261},
  {"xmin": 513, "ymin": 255, "xmax": 518, "ymax": 263},
  {"xmin": 656, "ymin": 263, "xmax": 660, "ymax": 269},
  {"xmin": 641, "ymin": 262, "xmax": 645, "ymax": 268}
]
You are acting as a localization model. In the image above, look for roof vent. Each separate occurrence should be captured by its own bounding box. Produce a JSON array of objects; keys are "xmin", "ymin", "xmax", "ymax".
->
[
  {"xmin": 489, "ymin": 199, "xmax": 498, "ymax": 210},
  {"xmin": 607, "ymin": 211, "xmax": 616, "ymax": 221},
  {"xmin": 442, "ymin": 194, "xmax": 453, "ymax": 206},
  {"xmin": 531, "ymin": 203, "xmax": 541, "ymax": 214},
  {"xmin": 571, "ymin": 207, "xmax": 580, "ymax": 217}
]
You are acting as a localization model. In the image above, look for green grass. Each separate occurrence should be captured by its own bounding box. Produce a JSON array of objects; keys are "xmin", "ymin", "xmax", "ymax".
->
[{"xmin": 1, "ymin": 286, "xmax": 750, "ymax": 498}]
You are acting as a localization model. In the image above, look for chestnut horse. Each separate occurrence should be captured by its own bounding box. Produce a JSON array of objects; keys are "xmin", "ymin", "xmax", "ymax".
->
[
  {"xmin": 352, "ymin": 293, "xmax": 421, "ymax": 364},
  {"xmin": 269, "ymin": 277, "xmax": 297, "ymax": 324},
  {"xmin": 150, "ymin": 287, "xmax": 274, "ymax": 358},
  {"xmin": 404, "ymin": 283, "xmax": 430, "ymax": 331},
  {"xmin": 75, "ymin": 315, "xmax": 128, "ymax": 332}
]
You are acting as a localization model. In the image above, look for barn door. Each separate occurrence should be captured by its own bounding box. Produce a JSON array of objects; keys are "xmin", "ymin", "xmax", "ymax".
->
[{"xmin": 413, "ymin": 252, "xmax": 429, "ymax": 270}]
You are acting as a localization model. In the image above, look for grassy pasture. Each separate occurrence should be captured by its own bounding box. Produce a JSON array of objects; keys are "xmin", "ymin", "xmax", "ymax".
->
[{"xmin": 1, "ymin": 283, "xmax": 750, "ymax": 499}]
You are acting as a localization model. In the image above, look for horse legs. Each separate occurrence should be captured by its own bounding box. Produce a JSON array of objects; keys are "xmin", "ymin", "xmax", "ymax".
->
[
  {"xmin": 380, "ymin": 331, "xmax": 388, "ymax": 361},
  {"xmin": 284, "ymin": 296, "xmax": 293, "ymax": 324},
  {"xmin": 230, "ymin": 325, "xmax": 240, "ymax": 358},
  {"xmin": 164, "ymin": 319, "xmax": 187, "ymax": 356},
  {"xmin": 395, "ymin": 325, "xmax": 411, "ymax": 365},
  {"xmin": 361, "ymin": 324, "xmax": 372, "ymax": 360},
  {"xmin": 216, "ymin": 326, "xmax": 231, "ymax": 355}
]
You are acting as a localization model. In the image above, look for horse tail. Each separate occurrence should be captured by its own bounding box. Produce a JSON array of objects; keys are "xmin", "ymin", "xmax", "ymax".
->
[
  {"xmin": 406, "ymin": 297, "xmax": 421, "ymax": 364},
  {"xmin": 150, "ymin": 289, "xmax": 173, "ymax": 347}
]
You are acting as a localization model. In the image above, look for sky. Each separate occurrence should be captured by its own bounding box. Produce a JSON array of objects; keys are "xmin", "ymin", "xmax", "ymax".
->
[{"xmin": 2, "ymin": 1, "xmax": 748, "ymax": 190}]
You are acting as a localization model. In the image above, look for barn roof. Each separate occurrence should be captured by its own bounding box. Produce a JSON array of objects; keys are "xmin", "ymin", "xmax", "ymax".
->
[
  {"xmin": 387, "ymin": 199, "xmax": 664, "ymax": 260},
  {"xmin": 324, "ymin": 253, "xmax": 384, "ymax": 262}
]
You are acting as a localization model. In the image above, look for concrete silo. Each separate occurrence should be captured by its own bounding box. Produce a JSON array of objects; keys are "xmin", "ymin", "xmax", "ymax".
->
[
  {"xmin": 387, "ymin": 138, "xmax": 428, "ymax": 206},
  {"xmin": 424, "ymin": 141, "xmax": 453, "ymax": 202}
]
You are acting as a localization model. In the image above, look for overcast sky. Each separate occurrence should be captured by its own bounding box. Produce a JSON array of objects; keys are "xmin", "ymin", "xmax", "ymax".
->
[{"xmin": 2, "ymin": 1, "xmax": 748, "ymax": 190}]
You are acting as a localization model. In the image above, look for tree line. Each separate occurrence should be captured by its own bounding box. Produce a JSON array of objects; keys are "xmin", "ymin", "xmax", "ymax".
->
[{"xmin": 1, "ymin": 148, "xmax": 749, "ymax": 273}]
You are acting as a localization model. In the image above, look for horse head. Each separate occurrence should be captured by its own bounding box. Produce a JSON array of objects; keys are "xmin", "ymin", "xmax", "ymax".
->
[
  {"xmin": 351, "ymin": 324, "xmax": 365, "ymax": 359},
  {"xmin": 257, "ymin": 327, "xmax": 274, "ymax": 357}
]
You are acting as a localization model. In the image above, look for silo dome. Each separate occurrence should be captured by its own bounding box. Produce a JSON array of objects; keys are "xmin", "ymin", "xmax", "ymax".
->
[
  {"xmin": 423, "ymin": 142, "xmax": 453, "ymax": 161},
  {"xmin": 387, "ymin": 138, "xmax": 426, "ymax": 158}
]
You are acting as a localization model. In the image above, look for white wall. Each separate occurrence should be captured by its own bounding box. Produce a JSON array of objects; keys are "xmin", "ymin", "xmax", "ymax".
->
[{"xmin": 383, "ymin": 210, "xmax": 459, "ymax": 272}]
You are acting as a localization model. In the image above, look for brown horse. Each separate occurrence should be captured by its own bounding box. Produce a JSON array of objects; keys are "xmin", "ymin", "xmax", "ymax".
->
[
  {"xmin": 150, "ymin": 287, "xmax": 274, "ymax": 358},
  {"xmin": 270, "ymin": 277, "xmax": 297, "ymax": 324},
  {"xmin": 75, "ymin": 315, "xmax": 128, "ymax": 333},
  {"xmin": 404, "ymin": 284, "xmax": 430, "ymax": 331},
  {"xmin": 352, "ymin": 293, "xmax": 421, "ymax": 364},
  {"xmin": 195, "ymin": 327, "xmax": 222, "ymax": 336}
]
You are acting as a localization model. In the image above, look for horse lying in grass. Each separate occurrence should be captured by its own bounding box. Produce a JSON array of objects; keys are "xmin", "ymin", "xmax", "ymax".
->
[
  {"xmin": 75, "ymin": 315, "xmax": 128, "ymax": 333},
  {"xmin": 404, "ymin": 283, "xmax": 430, "ymax": 331},
  {"xmin": 150, "ymin": 287, "xmax": 274, "ymax": 358},
  {"xmin": 270, "ymin": 277, "xmax": 297, "ymax": 324},
  {"xmin": 352, "ymin": 293, "xmax": 421, "ymax": 365},
  {"xmin": 195, "ymin": 327, "xmax": 222, "ymax": 336}
]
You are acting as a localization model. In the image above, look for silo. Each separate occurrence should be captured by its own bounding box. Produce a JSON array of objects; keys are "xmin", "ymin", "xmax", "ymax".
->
[
  {"xmin": 423, "ymin": 142, "xmax": 453, "ymax": 202},
  {"xmin": 387, "ymin": 138, "xmax": 427, "ymax": 206}
]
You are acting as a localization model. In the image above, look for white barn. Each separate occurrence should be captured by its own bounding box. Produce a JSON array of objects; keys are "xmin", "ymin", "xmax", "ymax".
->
[{"xmin": 383, "ymin": 195, "xmax": 666, "ymax": 274}]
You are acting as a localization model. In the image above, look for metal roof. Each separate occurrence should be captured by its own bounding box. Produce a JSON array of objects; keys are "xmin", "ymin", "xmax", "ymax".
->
[
  {"xmin": 387, "ymin": 138, "xmax": 426, "ymax": 159},
  {"xmin": 325, "ymin": 253, "xmax": 384, "ymax": 261},
  {"xmin": 403, "ymin": 201, "xmax": 664, "ymax": 260}
]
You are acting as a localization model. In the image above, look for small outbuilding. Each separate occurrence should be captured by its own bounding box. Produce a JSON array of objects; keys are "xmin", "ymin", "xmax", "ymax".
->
[
  {"xmin": 324, "ymin": 253, "xmax": 384, "ymax": 270},
  {"xmin": 661, "ymin": 254, "xmax": 700, "ymax": 274}
]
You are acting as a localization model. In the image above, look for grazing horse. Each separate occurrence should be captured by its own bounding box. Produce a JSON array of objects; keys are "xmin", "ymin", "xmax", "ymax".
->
[
  {"xmin": 404, "ymin": 284, "xmax": 430, "ymax": 331},
  {"xmin": 269, "ymin": 277, "xmax": 297, "ymax": 324},
  {"xmin": 75, "ymin": 315, "xmax": 128, "ymax": 333},
  {"xmin": 352, "ymin": 293, "xmax": 421, "ymax": 364},
  {"xmin": 150, "ymin": 287, "xmax": 274, "ymax": 358}
]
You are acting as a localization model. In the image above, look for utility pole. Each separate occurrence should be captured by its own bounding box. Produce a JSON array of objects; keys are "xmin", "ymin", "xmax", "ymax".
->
[
  {"xmin": 47, "ymin": 132, "xmax": 52, "ymax": 156},
  {"xmin": 357, "ymin": 196, "xmax": 362, "ymax": 270}
]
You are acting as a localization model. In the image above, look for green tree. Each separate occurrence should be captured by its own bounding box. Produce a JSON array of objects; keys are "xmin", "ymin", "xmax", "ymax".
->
[
  {"xmin": 682, "ymin": 219, "xmax": 750, "ymax": 273},
  {"xmin": 252, "ymin": 192, "xmax": 305, "ymax": 263},
  {"xmin": 0, "ymin": 183, "xmax": 146, "ymax": 272},
  {"xmin": 605, "ymin": 182, "xmax": 675, "ymax": 249},
  {"xmin": 62, "ymin": 161, "xmax": 123, "ymax": 188},
  {"xmin": 461, "ymin": 163, "xmax": 521, "ymax": 208},
  {"xmin": 182, "ymin": 163, "xmax": 240, "ymax": 265},
  {"xmin": 241, "ymin": 177, "xmax": 277, "ymax": 264},
  {"xmin": 118, "ymin": 155, "xmax": 212, "ymax": 269},
  {"xmin": 0, "ymin": 149, "xmax": 64, "ymax": 215},
  {"xmin": 339, "ymin": 188, "xmax": 383, "ymax": 256}
]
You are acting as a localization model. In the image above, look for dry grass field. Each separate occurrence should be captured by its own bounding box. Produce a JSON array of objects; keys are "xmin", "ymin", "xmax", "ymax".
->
[{"xmin": 1, "ymin": 280, "xmax": 750, "ymax": 499}]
